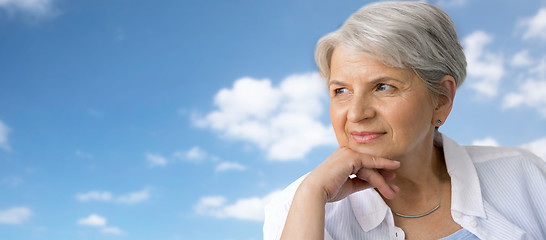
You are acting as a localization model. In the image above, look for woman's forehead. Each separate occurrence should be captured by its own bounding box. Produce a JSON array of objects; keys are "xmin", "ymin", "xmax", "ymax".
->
[{"xmin": 329, "ymin": 46, "xmax": 416, "ymax": 83}]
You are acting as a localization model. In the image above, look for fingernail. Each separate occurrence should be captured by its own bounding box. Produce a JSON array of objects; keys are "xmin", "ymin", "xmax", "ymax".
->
[
  {"xmin": 386, "ymin": 172, "xmax": 396, "ymax": 180},
  {"xmin": 392, "ymin": 184, "xmax": 400, "ymax": 193}
]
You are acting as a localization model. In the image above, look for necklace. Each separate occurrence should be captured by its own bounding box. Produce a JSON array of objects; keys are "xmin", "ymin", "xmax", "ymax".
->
[
  {"xmin": 394, "ymin": 200, "xmax": 440, "ymax": 218},
  {"xmin": 393, "ymin": 176, "xmax": 443, "ymax": 218}
]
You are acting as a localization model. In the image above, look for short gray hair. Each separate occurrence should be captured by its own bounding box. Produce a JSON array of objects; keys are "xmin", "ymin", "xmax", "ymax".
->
[{"xmin": 315, "ymin": 1, "xmax": 466, "ymax": 97}]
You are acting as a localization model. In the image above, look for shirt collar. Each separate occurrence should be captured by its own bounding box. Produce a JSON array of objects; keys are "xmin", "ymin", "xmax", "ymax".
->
[
  {"xmin": 441, "ymin": 133, "xmax": 486, "ymax": 218},
  {"xmin": 348, "ymin": 132, "xmax": 486, "ymax": 232},
  {"xmin": 349, "ymin": 188, "xmax": 389, "ymax": 232}
]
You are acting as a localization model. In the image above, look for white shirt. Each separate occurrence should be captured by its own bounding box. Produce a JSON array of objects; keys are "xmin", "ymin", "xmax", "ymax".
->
[{"xmin": 263, "ymin": 134, "xmax": 546, "ymax": 240}]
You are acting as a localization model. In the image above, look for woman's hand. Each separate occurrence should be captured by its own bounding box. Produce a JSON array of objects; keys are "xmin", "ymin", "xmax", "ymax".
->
[
  {"xmin": 304, "ymin": 146, "xmax": 400, "ymax": 202},
  {"xmin": 280, "ymin": 147, "xmax": 400, "ymax": 239}
]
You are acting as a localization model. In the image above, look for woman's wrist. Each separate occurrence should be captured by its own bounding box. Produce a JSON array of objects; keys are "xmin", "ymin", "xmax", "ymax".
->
[
  {"xmin": 281, "ymin": 176, "xmax": 328, "ymax": 240},
  {"xmin": 298, "ymin": 176, "xmax": 329, "ymax": 205}
]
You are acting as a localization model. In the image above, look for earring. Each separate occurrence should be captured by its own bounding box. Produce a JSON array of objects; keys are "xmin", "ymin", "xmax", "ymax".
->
[{"xmin": 436, "ymin": 119, "xmax": 442, "ymax": 125}]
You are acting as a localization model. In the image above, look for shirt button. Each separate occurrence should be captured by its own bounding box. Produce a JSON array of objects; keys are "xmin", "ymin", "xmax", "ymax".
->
[
  {"xmin": 393, "ymin": 228, "xmax": 404, "ymax": 239},
  {"xmin": 469, "ymin": 219, "xmax": 478, "ymax": 228}
]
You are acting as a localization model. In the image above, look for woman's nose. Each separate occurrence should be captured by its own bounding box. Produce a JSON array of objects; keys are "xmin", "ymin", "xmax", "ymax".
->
[{"xmin": 347, "ymin": 95, "xmax": 375, "ymax": 123}]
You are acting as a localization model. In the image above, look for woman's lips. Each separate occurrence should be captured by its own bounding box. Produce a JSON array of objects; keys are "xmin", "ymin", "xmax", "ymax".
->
[{"xmin": 351, "ymin": 131, "xmax": 385, "ymax": 143}]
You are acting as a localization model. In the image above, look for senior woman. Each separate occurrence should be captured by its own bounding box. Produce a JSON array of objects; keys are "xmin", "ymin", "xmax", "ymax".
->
[{"xmin": 263, "ymin": 2, "xmax": 546, "ymax": 240}]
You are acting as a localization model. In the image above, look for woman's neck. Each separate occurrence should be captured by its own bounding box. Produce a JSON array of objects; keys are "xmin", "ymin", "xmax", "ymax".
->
[{"xmin": 385, "ymin": 139, "xmax": 447, "ymax": 214}]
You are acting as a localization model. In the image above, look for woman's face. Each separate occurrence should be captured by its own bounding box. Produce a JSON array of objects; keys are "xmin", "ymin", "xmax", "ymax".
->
[{"xmin": 329, "ymin": 46, "xmax": 437, "ymax": 160}]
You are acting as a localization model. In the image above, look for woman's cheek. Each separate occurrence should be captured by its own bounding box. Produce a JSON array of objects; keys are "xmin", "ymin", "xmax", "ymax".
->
[{"xmin": 330, "ymin": 105, "xmax": 349, "ymax": 146}]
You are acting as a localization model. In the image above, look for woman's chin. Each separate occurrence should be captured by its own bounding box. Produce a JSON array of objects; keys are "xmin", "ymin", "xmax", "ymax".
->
[{"xmin": 349, "ymin": 145, "xmax": 395, "ymax": 159}]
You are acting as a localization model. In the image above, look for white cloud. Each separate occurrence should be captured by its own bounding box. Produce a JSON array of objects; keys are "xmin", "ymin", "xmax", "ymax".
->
[
  {"xmin": 76, "ymin": 189, "xmax": 150, "ymax": 204},
  {"xmin": 503, "ymin": 58, "xmax": 546, "ymax": 118},
  {"xmin": 77, "ymin": 214, "xmax": 125, "ymax": 235},
  {"xmin": 472, "ymin": 137, "xmax": 500, "ymax": 147},
  {"xmin": 146, "ymin": 153, "xmax": 168, "ymax": 167},
  {"xmin": 186, "ymin": 146, "xmax": 207, "ymax": 159},
  {"xmin": 102, "ymin": 226, "xmax": 123, "ymax": 235},
  {"xmin": 77, "ymin": 214, "xmax": 106, "ymax": 227},
  {"xmin": 76, "ymin": 191, "xmax": 113, "ymax": 202},
  {"xmin": 463, "ymin": 31, "xmax": 505, "ymax": 98},
  {"xmin": 194, "ymin": 190, "xmax": 282, "ymax": 221},
  {"xmin": 116, "ymin": 189, "xmax": 150, "ymax": 204},
  {"xmin": 195, "ymin": 196, "xmax": 225, "ymax": 209},
  {"xmin": 520, "ymin": 137, "xmax": 546, "ymax": 162},
  {"xmin": 215, "ymin": 162, "xmax": 246, "ymax": 172},
  {"xmin": 0, "ymin": 207, "xmax": 32, "ymax": 224},
  {"xmin": 506, "ymin": 9, "xmax": 546, "ymax": 117},
  {"xmin": 0, "ymin": 119, "xmax": 11, "ymax": 151},
  {"xmin": 194, "ymin": 72, "xmax": 337, "ymax": 161},
  {"xmin": 1, "ymin": 175, "xmax": 24, "ymax": 187},
  {"xmin": 521, "ymin": 7, "xmax": 546, "ymax": 41},
  {"xmin": 511, "ymin": 49, "xmax": 534, "ymax": 67},
  {"xmin": 0, "ymin": 0, "xmax": 56, "ymax": 18},
  {"xmin": 503, "ymin": 79, "xmax": 546, "ymax": 116},
  {"xmin": 173, "ymin": 146, "xmax": 208, "ymax": 163}
]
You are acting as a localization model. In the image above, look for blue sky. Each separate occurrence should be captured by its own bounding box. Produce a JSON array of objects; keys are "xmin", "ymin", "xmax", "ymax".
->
[{"xmin": 0, "ymin": 0, "xmax": 545, "ymax": 239}]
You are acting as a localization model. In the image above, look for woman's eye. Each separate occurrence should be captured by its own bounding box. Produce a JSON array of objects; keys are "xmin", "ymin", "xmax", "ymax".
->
[
  {"xmin": 335, "ymin": 88, "xmax": 349, "ymax": 95},
  {"xmin": 377, "ymin": 83, "xmax": 394, "ymax": 91}
]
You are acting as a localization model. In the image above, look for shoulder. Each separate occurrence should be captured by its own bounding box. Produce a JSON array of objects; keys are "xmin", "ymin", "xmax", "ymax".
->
[
  {"xmin": 464, "ymin": 145, "xmax": 546, "ymax": 206},
  {"xmin": 464, "ymin": 145, "xmax": 546, "ymax": 174},
  {"xmin": 461, "ymin": 145, "xmax": 546, "ymax": 206},
  {"xmin": 264, "ymin": 173, "xmax": 307, "ymax": 212},
  {"xmin": 463, "ymin": 146, "xmax": 546, "ymax": 237},
  {"xmin": 263, "ymin": 174, "xmax": 307, "ymax": 240},
  {"xmin": 463, "ymin": 145, "xmax": 545, "ymax": 187}
]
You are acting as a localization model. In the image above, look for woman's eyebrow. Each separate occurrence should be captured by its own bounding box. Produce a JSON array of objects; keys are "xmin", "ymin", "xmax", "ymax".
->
[
  {"xmin": 328, "ymin": 80, "xmax": 347, "ymax": 88},
  {"xmin": 369, "ymin": 77, "xmax": 404, "ymax": 85},
  {"xmin": 328, "ymin": 77, "xmax": 404, "ymax": 88}
]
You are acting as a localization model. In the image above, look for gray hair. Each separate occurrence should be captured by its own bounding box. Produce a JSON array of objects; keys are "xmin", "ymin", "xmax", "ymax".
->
[{"xmin": 315, "ymin": 1, "xmax": 466, "ymax": 98}]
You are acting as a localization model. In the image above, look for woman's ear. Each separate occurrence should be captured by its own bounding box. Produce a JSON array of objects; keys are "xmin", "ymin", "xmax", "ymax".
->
[{"xmin": 433, "ymin": 75, "xmax": 457, "ymax": 127}]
